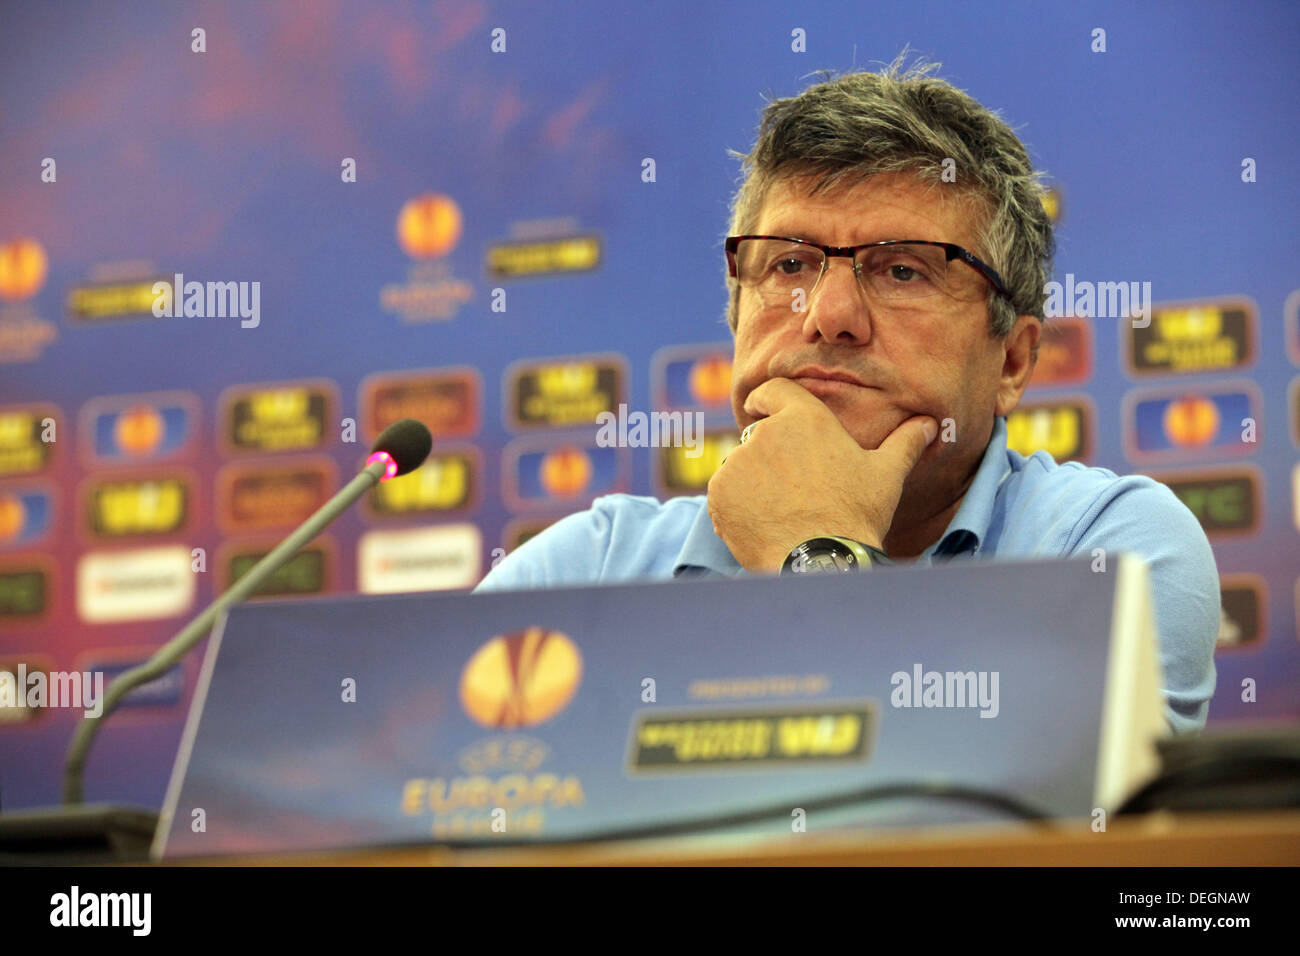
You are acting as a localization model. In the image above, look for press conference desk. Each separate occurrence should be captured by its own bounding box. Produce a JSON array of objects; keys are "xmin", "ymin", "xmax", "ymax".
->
[{"xmin": 182, "ymin": 810, "xmax": 1300, "ymax": 866}]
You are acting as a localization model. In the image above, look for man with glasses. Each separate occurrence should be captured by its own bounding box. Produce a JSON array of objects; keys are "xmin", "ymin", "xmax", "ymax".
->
[{"xmin": 478, "ymin": 59, "xmax": 1218, "ymax": 734}]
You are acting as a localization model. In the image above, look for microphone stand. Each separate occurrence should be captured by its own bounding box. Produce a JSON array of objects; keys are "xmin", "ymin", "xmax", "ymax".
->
[{"xmin": 61, "ymin": 458, "xmax": 389, "ymax": 805}]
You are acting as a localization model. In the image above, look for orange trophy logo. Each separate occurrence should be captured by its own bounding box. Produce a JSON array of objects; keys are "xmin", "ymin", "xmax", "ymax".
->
[
  {"xmin": 1164, "ymin": 395, "xmax": 1220, "ymax": 448},
  {"xmin": 688, "ymin": 355, "xmax": 732, "ymax": 405},
  {"xmin": 460, "ymin": 627, "xmax": 583, "ymax": 729},
  {"xmin": 397, "ymin": 194, "xmax": 463, "ymax": 260},
  {"xmin": 0, "ymin": 238, "xmax": 48, "ymax": 301}
]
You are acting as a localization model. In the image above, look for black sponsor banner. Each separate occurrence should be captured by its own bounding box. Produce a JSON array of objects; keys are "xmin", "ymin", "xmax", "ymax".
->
[{"xmin": 629, "ymin": 704, "xmax": 874, "ymax": 771}]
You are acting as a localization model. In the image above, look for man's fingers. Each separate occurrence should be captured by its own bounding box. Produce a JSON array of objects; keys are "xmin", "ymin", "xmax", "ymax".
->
[
  {"xmin": 874, "ymin": 416, "xmax": 939, "ymax": 476},
  {"xmin": 742, "ymin": 377, "xmax": 826, "ymax": 420}
]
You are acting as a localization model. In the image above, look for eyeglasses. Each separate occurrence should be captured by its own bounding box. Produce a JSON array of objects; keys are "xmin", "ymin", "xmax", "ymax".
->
[{"xmin": 724, "ymin": 236, "xmax": 1012, "ymax": 309}]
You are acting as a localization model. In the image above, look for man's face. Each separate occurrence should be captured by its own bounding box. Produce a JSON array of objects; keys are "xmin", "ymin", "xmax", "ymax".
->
[{"xmin": 730, "ymin": 171, "xmax": 1019, "ymax": 488}]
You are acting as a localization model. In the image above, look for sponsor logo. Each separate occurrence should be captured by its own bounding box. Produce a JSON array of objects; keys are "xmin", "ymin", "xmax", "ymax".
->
[
  {"xmin": 3, "ymin": 243, "xmax": 58, "ymax": 358},
  {"xmin": 406, "ymin": 606, "xmax": 587, "ymax": 838},
  {"xmin": 628, "ymin": 702, "xmax": 875, "ymax": 771},
  {"xmin": 0, "ymin": 406, "xmax": 57, "ymax": 476},
  {"xmin": 1005, "ymin": 397, "xmax": 1093, "ymax": 462},
  {"xmin": 384, "ymin": 194, "xmax": 472, "ymax": 322},
  {"xmin": 216, "ymin": 458, "xmax": 335, "ymax": 534},
  {"xmin": 360, "ymin": 367, "xmax": 480, "ymax": 440},
  {"xmin": 220, "ymin": 538, "xmax": 333, "ymax": 599},
  {"xmin": 80, "ymin": 392, "xmax": 198, "ymax": 464},
  {"xmin": 365, "ymin": 450, "xmax": 478, "ymax": 518},
  {"xmin": 0, "ymin": 558, "xmax": 50, "ymax": 621},
  {"xmin": 1124, "ymin": 383, "xmax": 1260, "ymax": 463},
  {"xmin": 652, "ymin": 345, "xmax": 734, "ymax": 412},
  {"xmin": 221, "ymin": 381, "xmax": 335, "ymax": 454},
  {"xmin": 1028, "ymin": 317, "xmax": 1092, "ymax": 388},
  {"xmin": 76, "ymin": 546, "xmax": 195, "ymax": 624},
  {"xmin": 486, "ymin": 235, "xmax": 601, "ymax": 279},
  {"xmin": 459, "ymin": 627, "xmax": 583, "ymax": 729},
  {"xmin": 357, "ymin": 524, "xmax": 480, "ymax": 594},
  {"xmin": 506, "ymin": 356, "xmax": 624, "ymax": 430},
  {"xmin": 83, "ymin": 473, "xmax": 191, "ymax": 540},
  {"xmin": 1216, "ymin": 576, "xmax": 1266, "ymax": 651},
  {"xmin": 0, "ymin": 487, "xmax": 53, "ymax": 548},
  {"xmin": 66, "ymin": 280, "xmax": 164, "ymax": 322},
  {"xmin": 504, "ymin": 438, "xmax": 625, "ymax": 511},
  {"xmin": 656, "ymin": 429, "xmax": 740, "ymax": 496},
  {"xmin": 1124, "ymin": 298, "xmax": 1256, "ymax": 376},
  {"xmin": 1151, "ymin": 467, "xmax": 1260, "ymax": 537}
]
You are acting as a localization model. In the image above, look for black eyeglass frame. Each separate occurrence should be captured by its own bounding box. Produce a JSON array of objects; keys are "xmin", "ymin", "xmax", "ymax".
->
[{"xmin": 724, "ymin": 235, "xmax": 1013, "ymax": 302}]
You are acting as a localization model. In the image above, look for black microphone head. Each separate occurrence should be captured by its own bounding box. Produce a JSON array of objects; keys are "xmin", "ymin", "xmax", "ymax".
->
[{"xmin": 370, "ymin": 418, "xmax": 433, "ymax": 476}]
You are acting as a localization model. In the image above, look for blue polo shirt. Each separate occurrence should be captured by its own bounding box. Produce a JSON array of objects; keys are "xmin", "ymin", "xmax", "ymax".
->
[{"xmin": 476, "ymin": 416, "xmax": 1220, "ymax": 734}]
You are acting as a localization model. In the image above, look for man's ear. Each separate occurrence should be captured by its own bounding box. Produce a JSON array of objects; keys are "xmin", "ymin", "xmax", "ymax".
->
[{"xmin": 994, "ymin": 314, "xmax": 1041, "ymax": 417}]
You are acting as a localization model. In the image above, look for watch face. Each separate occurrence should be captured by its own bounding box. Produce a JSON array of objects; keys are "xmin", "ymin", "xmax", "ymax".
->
[
  {"xmin": 809, "ymin": 549, "xmax": 857, "ymax": 572},
  {"xmin": 787, "ymin": 541, "xmax": 859, "ymax": 573}
]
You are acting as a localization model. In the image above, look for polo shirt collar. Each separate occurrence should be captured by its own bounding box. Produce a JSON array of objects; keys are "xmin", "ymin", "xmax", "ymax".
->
[{"xmin": 922, "ymin": 415, "xmax": 1012, "ymax": 561}]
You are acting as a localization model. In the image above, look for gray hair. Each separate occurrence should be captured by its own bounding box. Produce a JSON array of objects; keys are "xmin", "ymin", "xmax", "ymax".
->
[{"xmin": 724, "ymin": 54, "xmax": 1055, "ymax": 338}]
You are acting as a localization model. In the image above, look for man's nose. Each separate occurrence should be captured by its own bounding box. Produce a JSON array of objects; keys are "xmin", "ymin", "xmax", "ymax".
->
[{"xmin": 803, "ymin": 256, "xmax": 875, "ymax": 343}]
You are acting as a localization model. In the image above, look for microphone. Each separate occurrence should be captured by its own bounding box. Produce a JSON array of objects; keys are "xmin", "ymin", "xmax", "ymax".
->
[
  {"xmin": 366, "ymin": 416, "xmax": 433, "ymax": 479},
  {"xmin": 61, "ymin": 418, "xmax": 434, "ymax": 804}
]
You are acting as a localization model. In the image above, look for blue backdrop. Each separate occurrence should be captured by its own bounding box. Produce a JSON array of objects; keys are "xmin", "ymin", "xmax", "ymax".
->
[{"xmin": 1, "ymin": 0, "xmax": 1297, "ymax": 811}]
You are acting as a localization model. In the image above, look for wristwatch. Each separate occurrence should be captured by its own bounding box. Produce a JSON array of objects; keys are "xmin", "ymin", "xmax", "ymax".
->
[{"xmin": 781, "ymin": 536, "xmax": 892, "ymax": 574}]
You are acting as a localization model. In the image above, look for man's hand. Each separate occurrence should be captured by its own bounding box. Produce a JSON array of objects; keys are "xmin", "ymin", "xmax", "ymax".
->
[{"xmin": 707, "ymin": 378, "xmax": 938, "ymax": 572}]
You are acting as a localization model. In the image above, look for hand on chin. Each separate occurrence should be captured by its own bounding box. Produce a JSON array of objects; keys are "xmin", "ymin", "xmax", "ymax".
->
[{"xmin": 709, "ymin": 378, "xmax": 938, "ymax": 572}]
